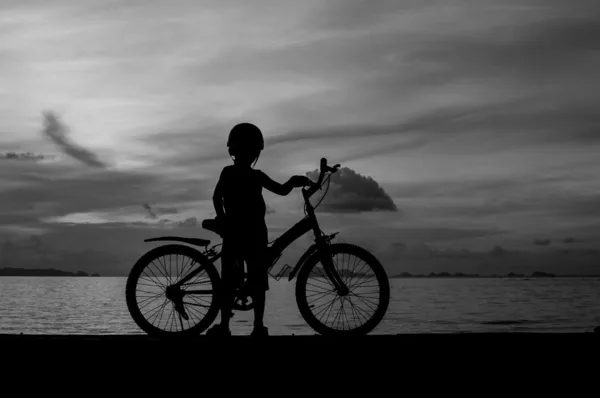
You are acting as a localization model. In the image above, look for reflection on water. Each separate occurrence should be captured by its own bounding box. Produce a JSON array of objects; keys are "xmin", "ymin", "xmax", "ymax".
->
[{"xmin": 0, "ymin": 277, "xmax": 598, "ymax": 335}]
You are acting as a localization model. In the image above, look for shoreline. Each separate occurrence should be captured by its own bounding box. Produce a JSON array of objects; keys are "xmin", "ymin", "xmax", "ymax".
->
[
  {"xmin": 2, "ymin": 275, "xmax": 600, "ymax": 278},
  {"xmin": 2, "ymin": 331, "xmax": 598, "ymax": 345},
  {"xmin": 3, "ymin": 331, "xmax": 598, "ymax": 353},
  {"xmin": 2, "ymin": 331, "xmax": 598, "ymax": 344},
  {"xmin": 1, "ymin": 330, "xmax": 598, "ymax": 337}
]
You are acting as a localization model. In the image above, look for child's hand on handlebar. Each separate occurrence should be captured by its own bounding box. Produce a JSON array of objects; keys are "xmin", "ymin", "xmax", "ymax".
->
[{"xmin": 290, "ymin": 175, "xmax": 313, "ymax": 188}]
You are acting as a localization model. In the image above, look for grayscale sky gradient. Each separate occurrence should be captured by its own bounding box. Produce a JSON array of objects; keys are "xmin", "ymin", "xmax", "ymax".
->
[{"xmin": 1, "ymin": 0, "xmax": 599, "ymax": 275}]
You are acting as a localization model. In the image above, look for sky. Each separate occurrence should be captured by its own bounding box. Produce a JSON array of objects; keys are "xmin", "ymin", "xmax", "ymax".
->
[{"xmin": 1, "ymin": 0, "xmax": 599, "ymax": 275}]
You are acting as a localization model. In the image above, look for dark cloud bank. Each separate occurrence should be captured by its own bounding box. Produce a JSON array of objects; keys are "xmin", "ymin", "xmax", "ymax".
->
[
  {"xmin": 376, "ymin": 242, "xmax": 600, "ymax": 276},
  {"xmin": 1, "ymin": 152, "xmax": 46, "ymax": 161},
  {"xmin": 42, "ymin": 111, "xmax": 108, "ymax": 168},
  {"xmin": 2, "ymin": 226, "xmax": 598, "ymax": 276},
  {"xmin": 307, "ymin": 167, "xmax": 398, "ymax": 213}
]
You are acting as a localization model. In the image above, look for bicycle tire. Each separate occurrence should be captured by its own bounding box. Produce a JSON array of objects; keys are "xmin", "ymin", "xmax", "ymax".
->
[
  {"xmin": 125, "ymin": 244, "xmax": 222, "ymax": 338},
  {"xmin": 295, "ymin": 243, "xmax": 390, "ymax": 336}
]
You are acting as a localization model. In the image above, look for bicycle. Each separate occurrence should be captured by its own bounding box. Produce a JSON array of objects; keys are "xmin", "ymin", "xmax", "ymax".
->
[{"xmin": 125, "ymin": 158, "xmax": 390, "ymax": 337}]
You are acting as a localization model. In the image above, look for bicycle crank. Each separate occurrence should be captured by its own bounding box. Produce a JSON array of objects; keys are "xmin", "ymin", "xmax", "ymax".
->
[
  {"xmin": 336, "ymin": 285, "xmax": 350, "ymax": 297},
  {"xmin": 233, "ymin": 294, "xmax": 254, "ymax": 311}
]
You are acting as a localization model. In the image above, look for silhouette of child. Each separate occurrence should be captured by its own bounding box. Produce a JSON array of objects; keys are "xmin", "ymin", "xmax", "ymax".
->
[{"xmin": 206, "ymin": 123, "xmax": 311, "ymax": 337}]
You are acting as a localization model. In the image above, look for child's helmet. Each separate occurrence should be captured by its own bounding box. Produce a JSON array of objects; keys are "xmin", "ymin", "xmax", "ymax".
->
[{"xmin": 227, "ymin": 123, "xmax": 264, "ymax": 154}]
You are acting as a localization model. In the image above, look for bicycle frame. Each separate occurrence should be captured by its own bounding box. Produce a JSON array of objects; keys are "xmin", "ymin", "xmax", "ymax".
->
[
  {"xmin": 183, "ymin": 216, "xmax": 314, "ymax": 275},
  {"xmin": 172, "ymin": 160, "xmax": 348, "ymax": 293},
  {"xmin": 173, "ymin": 210, "xmax": 343, "ymax": 290}
]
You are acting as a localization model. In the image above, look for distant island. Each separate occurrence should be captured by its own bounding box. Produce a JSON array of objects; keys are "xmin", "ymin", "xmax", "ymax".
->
[
  {"xmin": 272, "ymin": 268, "xmax": 599, "ymax": 280},
  {"xmin": 0, "ymin": 268, "xmax": 100, "ymax": 277},
  {"xmin": 267, "ymin": 266, "xmax": 599, "ymax": 280},
  {"xmin": 390, "ymin": 271, "xmax": 599, "ymax": 278}
]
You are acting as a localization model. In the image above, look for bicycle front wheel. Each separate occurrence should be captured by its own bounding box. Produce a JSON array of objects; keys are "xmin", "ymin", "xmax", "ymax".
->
[{"xmin": 295, "ymin": 243, "xmax": 390, "ymax": 336}]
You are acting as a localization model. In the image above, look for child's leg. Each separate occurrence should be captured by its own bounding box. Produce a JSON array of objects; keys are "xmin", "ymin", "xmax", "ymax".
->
[
  {"xmin": 220, "ymin": 290, "xmax": 233, "ymax": 328},
  {"xmin": 247, "ymin": 243, "xmax": 269, "ymax": 330},
  {"xmin": 252, "ymin": 287, "xmax": 266, "ymax": 328},
  {"xmin": 217, "ymin": 242, "xmax": 240, "ymax": 331}
]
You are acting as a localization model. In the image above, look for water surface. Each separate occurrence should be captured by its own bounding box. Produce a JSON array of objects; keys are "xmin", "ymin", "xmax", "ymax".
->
[{"xmin": 0, "ymin": 277, "xmax": 598, "ymax": 335}]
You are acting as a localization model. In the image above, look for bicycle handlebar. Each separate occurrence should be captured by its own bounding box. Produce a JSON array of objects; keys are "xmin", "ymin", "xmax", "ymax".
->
[{"xmin": 302, "ymin": 157, "xmax": 340, "ymax": 199}]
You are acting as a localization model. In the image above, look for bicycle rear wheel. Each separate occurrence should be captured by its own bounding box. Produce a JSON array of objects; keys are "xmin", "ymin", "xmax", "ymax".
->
[
  {"xmin": 125, "ymin": 244, "xmax": 221, "ymax": 338},
  {"xmin": 295, "ymin": 243, "xmax": 390, "ymax": 336}
]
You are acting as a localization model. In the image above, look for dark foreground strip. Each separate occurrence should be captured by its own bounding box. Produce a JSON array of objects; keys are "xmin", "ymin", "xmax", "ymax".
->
[{"xmin": 0, "ymin": 333, "xmax": 597, "ymax": 389}]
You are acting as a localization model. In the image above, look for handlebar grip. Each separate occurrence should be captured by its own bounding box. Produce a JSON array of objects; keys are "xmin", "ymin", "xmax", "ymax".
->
[
  {"xmin": 320, "ymin": 158, "xmax": 340, "ymax": 173},
  {"xmin": 303, "ymin": 158, "xmax": 340, "ymax": 200}
]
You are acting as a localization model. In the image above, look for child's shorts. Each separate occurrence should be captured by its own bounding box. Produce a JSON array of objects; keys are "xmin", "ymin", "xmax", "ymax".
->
[{"xmin": 221, "ymin": 234, "xmax": 269, "ymax": 293}]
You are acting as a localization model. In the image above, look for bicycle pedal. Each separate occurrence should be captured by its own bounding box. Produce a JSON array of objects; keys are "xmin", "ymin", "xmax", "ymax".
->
[{"xmin": 174, "ymin": 302, "xmax": 189, "ymax": 320}]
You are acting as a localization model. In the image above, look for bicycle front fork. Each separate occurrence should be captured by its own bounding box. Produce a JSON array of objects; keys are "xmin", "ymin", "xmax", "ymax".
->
[{"xmin": 319, "ymin": 243, "xmax": 349, "ymax": 296}]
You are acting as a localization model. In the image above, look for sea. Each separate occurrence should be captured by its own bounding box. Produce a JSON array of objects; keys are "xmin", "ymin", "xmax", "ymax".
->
[{"xmin": 0, "ymin": 277, "xmax": 599, "ymax": 335}]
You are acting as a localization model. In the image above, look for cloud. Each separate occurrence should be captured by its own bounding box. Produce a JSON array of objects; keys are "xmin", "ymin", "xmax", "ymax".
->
[
  {"xmin": 265, "ymin": 122, "xmax": 431, "ymax": 148},
  {"xmin": 376, "ymin": 241, "xmax": 600, "ymax": 276},
  {"xmin": 142, "ymin": 203, "xmax": 156, "ymax": 219},
  {"xmin": 1, "ymin": 152, "xmax": 47, "ymax": 161},
  {"xmin": 306, "ymin": 0, "xmax": 408, "ymax": 31},
  {"xmin": 142, "ymin": 118, "xmax": 434, "ymax": 175},
  {"xmin": 396, "ymin": 227, "xmax": 503, "ymax": 243},
  {"xmin": 0, "ymin": 161, "xmax": 214, "ymax": 227},
  {"xmin": 156, "ymin": 207, "xmax": 180, "ymax": 215},
  {"xmin": 385, "ymin": 172, "xmax": 600, "ymax": 225},
  {"xmin": 564, "ymin": 237, "xmax": 585, "ymax": 244},
  {"xmin": 450, "ymin": 192, "xmax": 600, "ymax": 221},
  {"xmin": 394, "ymin": 10, "xmax": 600, "ymax": 144},
  {"xmin": 385, "ymin": 242, "xmax": 480, "ymax": 259},
  {"xmin": 177, "ymin": 217, "xmax": 198, "ymax": 227},
  {"xmin": 1, "ymin": 214, "xmax": 597, "ymax": 276},
  {"xmin": 336, "ymin": 137, "xmax": 428, "ymax": 163},
  {"xmin": 387, "ymin": 172, "xmax": 595, "ymax": 200},
  {"xmin": 410, "ymin": 15, "xmax": 600, "ymax": 83},
  {"xmin": 41, "ymin": 111, "xmax": 108, "ymax": 169},
  {"xmin": 306, "ymin": 167, "xmax": 398, "ymax": 213},
  {"xmin": 268, "ymin": 5, "xmax": 600, "ymax": 146},
  {"xmin": 488, "ymin": 245, "xmax": 508, "ymax": 257},
  {"xmin": 130, "ymin": 1, "xmax": 600, "ymax": 179},
  {"xmin": 0, "ymin": 234, "xmax": 132, "ymax": 276},
  {"xmin": 2, "ymin": 0, "xmax": 600, "ymax": 271},
  {"xmin": 142, "ymin": 203, "xmax": 179, "ymax": 220}
]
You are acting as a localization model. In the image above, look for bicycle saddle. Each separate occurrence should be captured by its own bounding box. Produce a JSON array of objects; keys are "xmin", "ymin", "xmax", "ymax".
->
[{"xmin": 202, "ymin": 218, "xmax": 224, "ymax": 237}]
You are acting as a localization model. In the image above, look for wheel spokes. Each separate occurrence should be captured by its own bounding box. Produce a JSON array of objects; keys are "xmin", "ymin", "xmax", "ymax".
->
[
  {"xmin": 134, "ymin": 252, "xmax": 216, "ymax": 333},
  {"xmin": 305, "ymin": 252, "xmax": 382, "ymax": 331}
]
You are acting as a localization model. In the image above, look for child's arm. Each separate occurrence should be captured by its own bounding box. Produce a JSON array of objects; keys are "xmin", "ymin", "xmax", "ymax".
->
[
  {"xmin": 259, "ymin": 171, "xmax": 311, "ymax": 196},
  {"xmin": 212, "ymin": 169, "xmax": 227, "ymax": 219}
]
